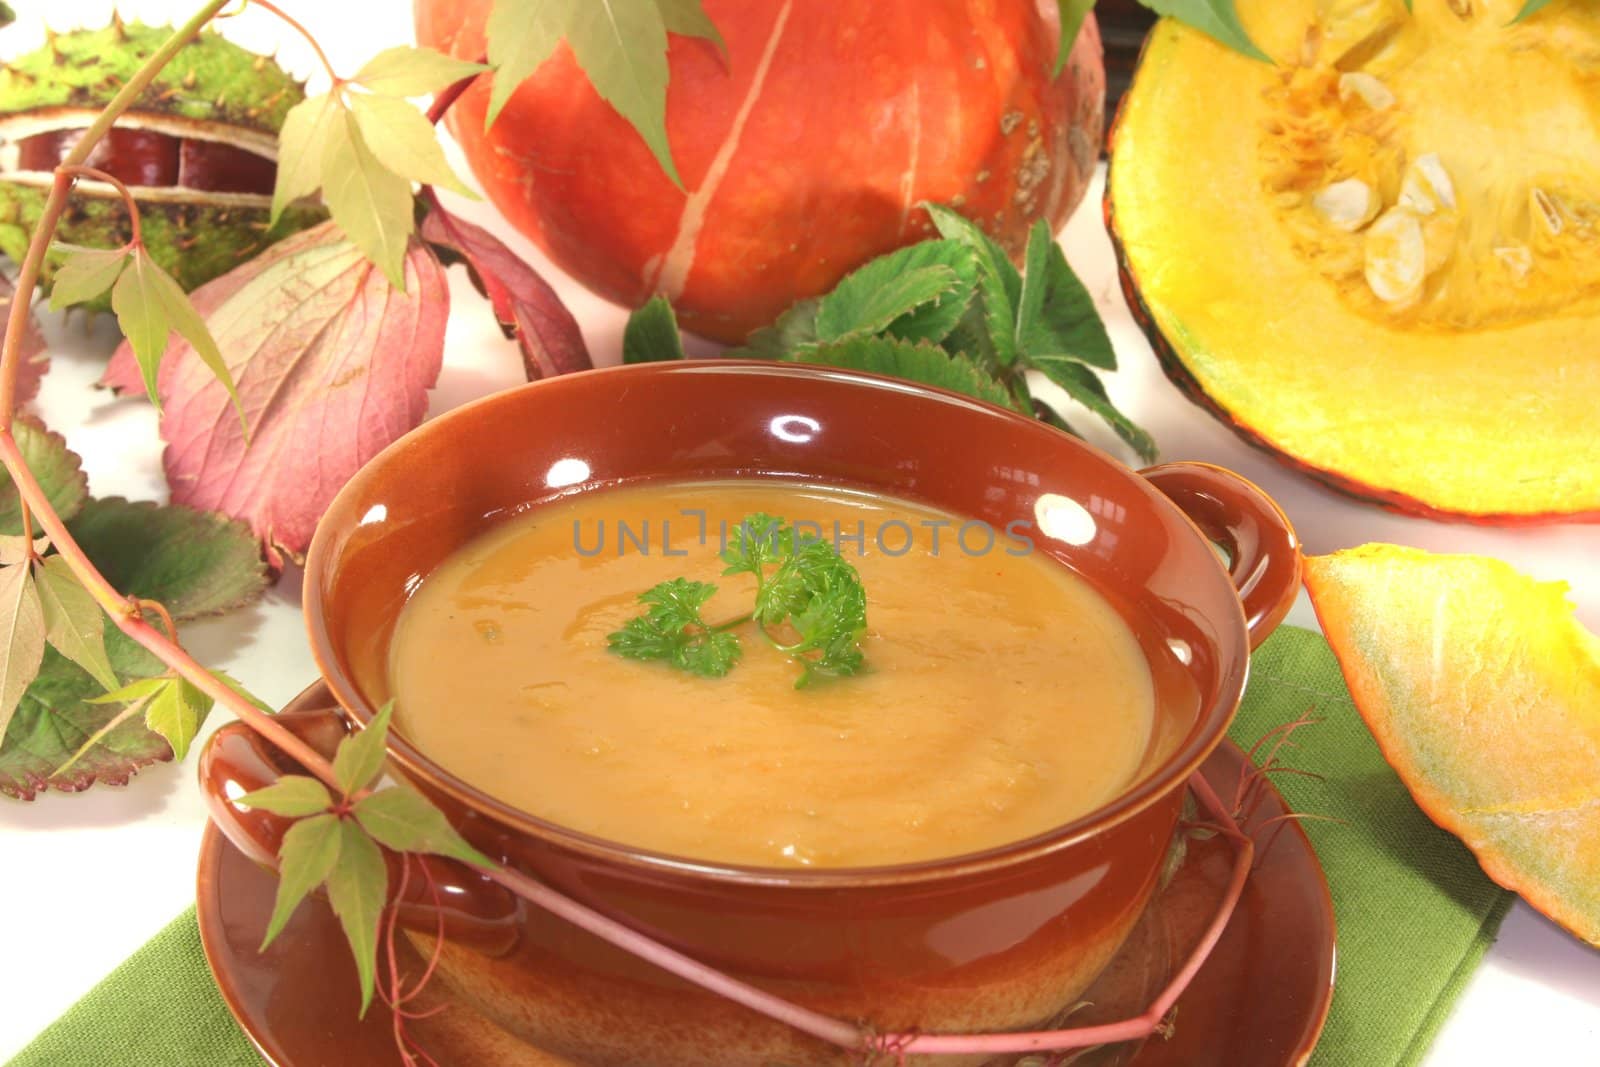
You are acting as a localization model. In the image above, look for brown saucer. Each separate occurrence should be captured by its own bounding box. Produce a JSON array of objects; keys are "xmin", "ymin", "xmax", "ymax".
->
[{"xmin": 198, "ymin": 686, "xmax": 1335, "ymax": 1067}]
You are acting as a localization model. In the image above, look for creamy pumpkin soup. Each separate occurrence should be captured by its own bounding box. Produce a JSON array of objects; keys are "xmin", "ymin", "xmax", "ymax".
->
[{"xmin": 389, "ymin": 481, "xmax": 1155, "ymax": 868}]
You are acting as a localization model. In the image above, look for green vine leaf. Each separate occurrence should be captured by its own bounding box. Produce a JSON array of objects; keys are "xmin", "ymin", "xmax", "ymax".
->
[
  {"xmin": 261, "ymin": 812, "xmax": 342, "ymax": 950},
  {"xmin": 333, "ymin": 702, "xmax": 394, "ymax": 796},
  {"xmin": 1054, "ymin": 0, "xmax": 1095, "ymax": 75},
  {"xmin": 353, "ymin": 785, "xmax": 494, "ymax": 866},
  {"xmin": 140, "ymin": 676, "xmax": 213, "ymax": 762},
  {"xmin": 111, "ymin": 249, "xmax": 242, "ymax": 426},
  {"xmin": 1138, "ymin": 0, "xmax": 1271, "ymax": 62},
  {"xmin": 274, "ymin": 52, "xmax": 479, "ymax": 290},
  {"xmin": 622, "ymin": 294, "xmax": 686, "ymax": 363},
  {"xmin": 328, "ymin": 819, "xmax": 388, "ymax": 1015},
  {"xmin": 66, "ymin": 497, "xmax": 268, "ymax": 621},
  {"xmin": 33, "ymin": 555, "xmax": 115, "ymax": 693},
  {"xmin": 655, "ymin": 0, "xmax": 727, "ymax": 56},
  {"xmin": 321, "ymin": 109, "xmax": 414, "ymax": 290},
  {"xmin": 47, "ymin": 244, "xmax": 130, "ymax": 310},
  {"xmin": 484, "ymin": 1, "xmax": 564, "ymax": 127},
  {"xmin": 1511, "ymin": 0, "xmax": 1553, "ymax": 20},
  {"xmin": 0, "ymin": 558, "xmax": 44, "ymax": 742},
  {"xmin": 238, "ymin": 774, "xmax": 334, "ymax": 818},
  {"xmin": 349, "ymin": 92, "xmax": 476, "ymax": 199},
  {"xmin": 351, "ymin": 45, "xmax": 488, "ymax": 97},
  {"xmin": 0, "ymin": 419, "xmax": 89, "ymax": 535},
  {"xmin": 486, "ymin": 0, "xmax": 724, "ymax": 187},
  {"xmin": 272, "ymin": 93, "xmax": 339, "ymax": 225}
]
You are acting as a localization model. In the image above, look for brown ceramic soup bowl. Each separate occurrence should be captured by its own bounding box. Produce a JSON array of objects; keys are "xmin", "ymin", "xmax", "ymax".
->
[{"xmin": 201, "ymin": 360, "xmax": 1301, "ymax": 1067}]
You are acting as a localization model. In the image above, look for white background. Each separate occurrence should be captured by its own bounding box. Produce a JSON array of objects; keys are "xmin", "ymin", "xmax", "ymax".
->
[{"xmin": 0, "ymin": 2, "xmax": 1595, "ymax": 1064}]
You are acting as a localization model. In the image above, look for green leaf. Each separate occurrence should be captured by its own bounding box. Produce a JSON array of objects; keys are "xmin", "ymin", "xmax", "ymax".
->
[
  {"xmin": 485, "ymin": 0, "xmax": 566, "ymax": 128},
  {"xmin": 0, "ymin": 559, "xmax": 44, "ymax": 742},
  {"xmin": 1015, "ymin": 219, "xmax": 1116, "ymax": 370},
  {"xmin": 793, "ymin": 336, "xmax": 1021, "ymax": 412},
  {"xmin": 727, "ymin": 298, "xmax": 819, "ymax": 360},
  {"xmin": 333, "ymin": 701, "xmax": 394, "ymax": 796},
  {"xmin": 656, "ymin": 0, "xmax": 726, "ymax": 55},
  {"xmin": 1511, "ymin": 0, "xmax": 1553, "ymax": 20},
  {"xmin": 568, "ymin": 0, "xmax": 681, "ymax": 186},
  {"xmin": 1054, "ymin": 0, "xmax": 1096, "ymax": 75},
  {"xmin": 816, "ymin": 263, "xmax": 961, "ymax": 344},
  {"xmin": 33, "ymin": 555, "xmax": 116, "ymax": 692},
  {"xmin": 215, "ymin": 670, "xmax": 274, "ymax": 714},
  {"xmin": 66, "ymin": 497, "xmax": 268, "ymax": 620},
  {"xmin": 487, "ymin": 0, "xmax": 684, "ymax": 187},
  {"xmin": 142, "ymin": 676, "xmax": 213, "ymax": 762},
  {"xmin": 1035, "ymin": 360, "xmax": 1159, "ymax": 462},
  {"xmin": 0, "ymin": 633, "xmax": 169, "ymax": 799},
  {"xmin": 882, "ymin": 243, "xmax": 981, "ymax": 346},
  {"xmin": 272, "ymin": 93, "xmax": 338, "ymax": 225},
  {"xmin": 321, "ymin": 109, "xmax": 415, "ymax": 289},
  {"xmin": 239, "ymin": 774, "xmax": 335, "ymax": 818},
  {"xmin": 86, "ymin": 676, "xmax": 167, "ymax": 706},
  {"xmin": 924, "ymin": 204, "xmax": 1022, "ymax": 367},
  {"xmin": 349, "ymin": 92, "xmax": 476, "ymax": 199},
  {"xmin": 353, "ymin": 45, "xmax": 489, "ymax": 97},
  {"xmin": 47, "ymin": 244, "xmax": 129, "ymax": 310},
  {"xmin": 327, "ymin": 819, "xmax": 388, "ymax": 1015},
  {"xmin": 1139, "ymin": 0, "xmax": 1271, "ymax": 62},
  {"xmin": 261, "ymin": 812, "xmax": 342, "ymax": 949},
  {"xmin": 622, "ymin": 295, "xmax": 686, "ymax": 363},
  {"xmin": 110, "ymin": 252, "xmax": 170, "ymax": 408},
  {"xmin": 135, "ymin": 250, "xmax": 245, "ymax": 430},
  {"xmin": 0, "ymin": 419, "xmax": 89, "ymax": 535},
  {"xmin": 354, "ymin": 784, "xmax": 494, "ymax": 866}
]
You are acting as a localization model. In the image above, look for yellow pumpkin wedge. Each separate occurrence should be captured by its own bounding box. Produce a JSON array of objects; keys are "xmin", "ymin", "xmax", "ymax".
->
[
  {"xmin": 1108, "ymin": 0, "xmax": 1600, "ymax": 522},
  {"xmin": 1305, "ymin": 545, "xmax": 1600, "ymax": 946}
]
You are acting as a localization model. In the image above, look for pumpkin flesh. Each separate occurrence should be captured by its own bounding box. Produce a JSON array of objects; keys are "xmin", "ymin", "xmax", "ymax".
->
[{"xmin": 1109, "ymin": 0, "xmax": 1600, "ymax": 521}]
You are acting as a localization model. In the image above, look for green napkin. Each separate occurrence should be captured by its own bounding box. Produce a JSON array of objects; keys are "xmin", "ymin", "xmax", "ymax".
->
[
  {"xmin": 9, "ymin": 627, "xmax": 1511, "ymax": 1067},
  {"xmin": 1229, "ymin": 627, "xmax": 1513, "ymax": 1067}
]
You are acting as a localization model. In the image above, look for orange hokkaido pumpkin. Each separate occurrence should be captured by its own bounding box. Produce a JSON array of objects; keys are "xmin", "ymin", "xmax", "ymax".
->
[{"xmin": 415, "ymin": 0, "xmax": 1106, "ymax": 342}]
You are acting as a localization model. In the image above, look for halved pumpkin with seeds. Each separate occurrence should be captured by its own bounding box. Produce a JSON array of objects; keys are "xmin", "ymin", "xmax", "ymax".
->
[
  {"xmin": 1109, "ymin": 0, "xmax": 1600, "ymax": 522},
  {"xmin": 1306, "ymin": 544, "xmax": 1600, "ymax": 946}
]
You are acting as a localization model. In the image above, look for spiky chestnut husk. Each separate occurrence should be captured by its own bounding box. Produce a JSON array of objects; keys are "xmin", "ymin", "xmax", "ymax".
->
[{"xmin": 0, "ymin": 19, "xmax": 325, "ymax": 304}]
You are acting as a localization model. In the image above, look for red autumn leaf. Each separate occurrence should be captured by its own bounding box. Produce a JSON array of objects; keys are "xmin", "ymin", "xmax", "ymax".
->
[
  {"xmin": 137, "ymin": 220, "xmax": 447, "ymax": 568},
  {"xmin": 2, "ymin": 273, "xmax": 48, "ymax": 405},
  {"xmin": 419, "ymin": 197, "xmax": 591, "ymax": 379}
]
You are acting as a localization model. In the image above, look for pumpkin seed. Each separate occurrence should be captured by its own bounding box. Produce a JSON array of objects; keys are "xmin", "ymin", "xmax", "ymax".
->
[
  {"xmin": 1313, "ymin": 177, "xmax": 1378, "ymax": 230},
  {"xmin": 1365, "ymin": 208, "xmax": 1426, "ymax": 304}
]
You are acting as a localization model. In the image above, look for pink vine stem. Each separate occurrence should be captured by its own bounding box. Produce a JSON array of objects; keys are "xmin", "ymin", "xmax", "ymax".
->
[{"xmin": 0, "ymin": 5, "xmax": 1256, "ymax": 1060}]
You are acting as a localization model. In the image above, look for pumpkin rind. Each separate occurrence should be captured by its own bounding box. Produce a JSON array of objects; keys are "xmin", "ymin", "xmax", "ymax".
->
[{"xmin": 1306, "ymin": 544, "xmax": 1600, "ymax": 947}]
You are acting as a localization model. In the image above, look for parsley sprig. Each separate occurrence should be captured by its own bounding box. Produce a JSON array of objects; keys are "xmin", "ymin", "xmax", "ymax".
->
[{"xmin": 606, "ymin": 513, "xmax": 868, "ymax": 687}]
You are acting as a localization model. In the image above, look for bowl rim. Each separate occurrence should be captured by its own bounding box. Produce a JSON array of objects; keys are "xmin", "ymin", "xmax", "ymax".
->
[{"xmin": 303, "ymin": 360, "xmax": 1252, "ymax": 888}]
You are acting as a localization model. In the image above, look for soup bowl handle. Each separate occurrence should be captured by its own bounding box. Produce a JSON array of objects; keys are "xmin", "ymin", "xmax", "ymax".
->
[
  {"xmin": 1140, "ymin": 462, "xmax": 1303, "ymax": 649},
  {"xmin": 198, "ymin": 709, "xmax": 520, "ymax": 954}
]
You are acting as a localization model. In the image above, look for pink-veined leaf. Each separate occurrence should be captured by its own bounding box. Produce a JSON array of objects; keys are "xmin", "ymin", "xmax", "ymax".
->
[
  {"xmin": 419, "ymin": 200, "xmax": 591, "ymax": 379},
  {"xmin": 130, "ymin": 221, "xmax": 446, "ymax": 568}
]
